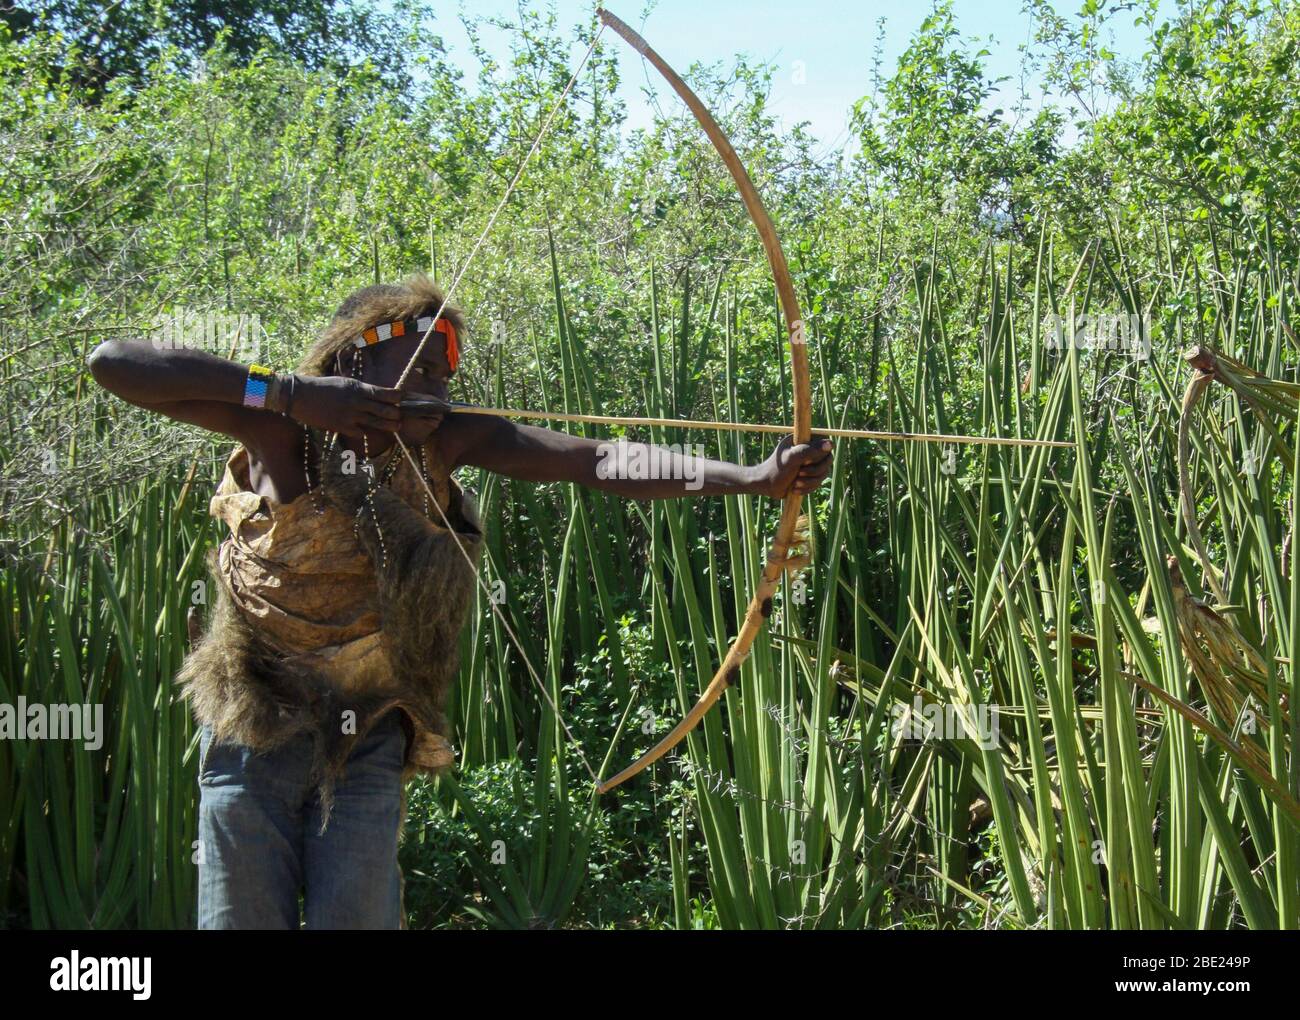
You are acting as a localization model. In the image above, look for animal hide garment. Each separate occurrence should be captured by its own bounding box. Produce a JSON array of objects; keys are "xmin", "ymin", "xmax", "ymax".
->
[{"xmin": 176, "ymin": 435, "xmax": 483, "ymax": 827}]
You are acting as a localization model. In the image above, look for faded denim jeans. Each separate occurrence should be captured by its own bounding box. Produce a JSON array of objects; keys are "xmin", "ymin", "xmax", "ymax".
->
[{"xmin": 196, "ymin": 710, "xmax": 407, "ymax": 929}]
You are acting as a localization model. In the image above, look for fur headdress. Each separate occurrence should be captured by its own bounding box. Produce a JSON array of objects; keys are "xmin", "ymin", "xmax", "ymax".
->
[{"xmin": 296, "ymin": 272, "xmax": 467, "ymax": 377}]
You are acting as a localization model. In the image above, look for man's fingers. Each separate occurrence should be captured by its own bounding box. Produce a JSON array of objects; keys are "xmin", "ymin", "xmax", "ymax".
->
[
  {"xmin": 793, "ymin": 442, "xmax": 833, "ymax": 473},
  {"xmin": 366, "ymin": 400, "xmax": 402, "ymax": 421},
  {"xmin": 360, "ymin": 413, "xmax": 401, "ymax": 433},
  {"xmin": 789, "ymin": 438, "xmax": 833, "ymax": 494},
  {"xmin": 794, "ymin": 439, "xmax": 833, "ymax": 462},
  {"xmin": 372, "ymin": 391, "xmax": 404, "ymax": 407}
]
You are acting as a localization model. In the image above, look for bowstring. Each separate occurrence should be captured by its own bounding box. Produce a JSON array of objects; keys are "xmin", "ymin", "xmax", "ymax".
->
[
  {"xmin": 388, "ymin": 24, "xmax": 609, "ymax": 787},
  {"xmin": 394, "ymin": 438, "xmax": 602, "ymax": 786}
]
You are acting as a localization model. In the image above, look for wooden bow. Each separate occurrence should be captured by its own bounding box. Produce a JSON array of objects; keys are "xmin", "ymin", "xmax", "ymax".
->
[
  {"xmin": 589, "ymin": 8, "xmax": 816, "ymax": 792},
  {"xmin": 387, "ymin": 8, "xmax": 1071, "ymax": 798}
]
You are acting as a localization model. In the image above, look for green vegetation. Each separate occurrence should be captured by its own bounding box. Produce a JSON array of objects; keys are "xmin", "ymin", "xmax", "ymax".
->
[{"xmin": 2, "ymin": 0, "xmax": 1298, "ymax": 928}]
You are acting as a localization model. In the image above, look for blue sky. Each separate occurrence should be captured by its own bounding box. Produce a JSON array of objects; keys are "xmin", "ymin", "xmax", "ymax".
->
[{"xmin": 423, "ymin": 1, "xmax": 1178, "ymax": 155}]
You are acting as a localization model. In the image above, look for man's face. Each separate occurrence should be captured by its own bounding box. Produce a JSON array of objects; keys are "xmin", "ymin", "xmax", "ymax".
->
[{"xmin": 347, "ymin": 331, "xmax": 454, "ymax": 445}]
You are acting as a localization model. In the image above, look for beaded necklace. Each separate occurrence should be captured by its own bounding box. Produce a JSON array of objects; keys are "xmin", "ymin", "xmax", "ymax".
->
[{"xmin": 296, "ymin": 346, "xmax": 435, "ymax": 571}]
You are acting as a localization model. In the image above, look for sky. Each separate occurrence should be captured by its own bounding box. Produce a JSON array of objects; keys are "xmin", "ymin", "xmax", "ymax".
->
[{"xmin": 422, "ymin": 0, "xmax": 1180, "ymax": 157}]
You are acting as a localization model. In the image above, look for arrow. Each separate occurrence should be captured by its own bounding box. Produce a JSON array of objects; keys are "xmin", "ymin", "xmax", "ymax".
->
[{"xmin": 398, "ymin": 399, "xmax": 1074, "ymax": 449}]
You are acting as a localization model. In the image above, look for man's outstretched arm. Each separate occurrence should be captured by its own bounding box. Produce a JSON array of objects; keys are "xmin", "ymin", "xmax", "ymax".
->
[{"xmin": 442, "ymin": 412, "xmax": 832, "ymax": 500}]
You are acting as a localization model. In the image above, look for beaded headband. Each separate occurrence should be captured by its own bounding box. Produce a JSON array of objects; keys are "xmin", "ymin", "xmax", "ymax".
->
[{"xmin": 351, "ymin": 315, "xmax": 459, "ymax": 373}]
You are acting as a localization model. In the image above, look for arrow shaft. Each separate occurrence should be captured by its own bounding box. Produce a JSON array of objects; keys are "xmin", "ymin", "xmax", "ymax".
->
[{"xmin": 445, "ymin": 404, "xmax": 1073, "ymax": 448}]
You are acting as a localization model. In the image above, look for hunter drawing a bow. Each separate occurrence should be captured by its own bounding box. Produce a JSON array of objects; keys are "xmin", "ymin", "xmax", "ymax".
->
[{"xmin": 377, "ymin": 8, "xmax": 1070, "ymax": 795}]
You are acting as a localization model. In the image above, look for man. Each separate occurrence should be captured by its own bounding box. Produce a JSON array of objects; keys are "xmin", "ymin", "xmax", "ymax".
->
[{"xmin": 88, "ymin": 272, "xmax": 833, "ymax": 928}]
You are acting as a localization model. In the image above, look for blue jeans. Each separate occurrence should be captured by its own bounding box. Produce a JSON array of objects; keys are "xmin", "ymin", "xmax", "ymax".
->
[{"xmin": 196, "ymin": 710, "xmax": 407, "ymax": 929}]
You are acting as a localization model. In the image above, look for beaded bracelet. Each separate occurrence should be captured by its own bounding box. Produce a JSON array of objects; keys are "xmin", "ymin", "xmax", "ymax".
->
[{"xmin": 243, "ymin": 363, "xmax": 275, "ymax": 408}]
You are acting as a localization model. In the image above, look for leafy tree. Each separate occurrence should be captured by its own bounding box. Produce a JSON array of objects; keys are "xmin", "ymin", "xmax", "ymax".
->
[
  {"xmin": 851, "ymin": 1, "xmax": 1062, "ymax": 243},
  {"xmin": 1, "ymin": 0, "xmax": 440, "ymax": 95}
]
